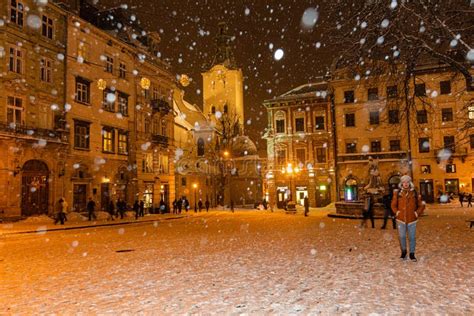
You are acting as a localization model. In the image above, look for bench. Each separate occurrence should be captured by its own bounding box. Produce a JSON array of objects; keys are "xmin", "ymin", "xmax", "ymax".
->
[{"xmin": 467, "ymin": 219, "xmax": 474, "ymax": 229}]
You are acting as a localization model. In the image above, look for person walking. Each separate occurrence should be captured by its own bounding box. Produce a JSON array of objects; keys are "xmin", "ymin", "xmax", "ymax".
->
[
  {"xmin": 172, "ymin": 199, "xmax": 177, "ymax": 214},
  {"xmin": 107, "ymin": 199, "xmax": 115, "ymax": 221},
  {"xmin": 133, "ymin": 200, "xmax": 140, "ymax": 220},
  {"xmin": 117, "ymin": 198, "xmax": 126, "ymax": 219},
  {"xmin": 198, "ymin": 199, "xmax": 203, "ymax": 212},
  {"xmin": 467, "ymin": 193, "xmax": 473, "ymax": 207},
  {"xmin": 205, "ymin": 199, "xmax": 210, "ymax": 212},
  {"xmin": 459, "ymin": 192, "xmax": 464, "ymax": 207},
  {"xmin": 381, "ymin": 186, "xmax": 396, "ymax": 229},
  {"xmin": 360, "ymin": 193, "xmax": 375, "ymax": 228},
  {"xmin": 87, "ymin": 197, "xmax": 96, "ymax": 221},
  {"xmin": 139, "ymin": 200, "xmax": 145, "ymax": 217},
  {"xmin": 177, "ymin": 198, "xmax": 183, "ymax": 214},
  {"xmin": 54, "ymin": 198, "xmax": 65, "ymax": 225},
  {"xmin": 391, "ymin": 175, "xmax": 425, "ymax": 262},
  {"xmin": 61, "ymin": 197, "xmax": 69, "ymax": 223},
  {"xmin": 303, "ymin": 196, "xmax": 309, "ymax": 217}
]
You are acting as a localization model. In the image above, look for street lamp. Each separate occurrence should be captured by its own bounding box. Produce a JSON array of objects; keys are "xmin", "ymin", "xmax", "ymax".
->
[
  {"xmin": 282, "ymin": 163, "xmax": 300, "ymax": 201},
  {"xmin": 193, "ymin": 183, "xmax": 198, "ymax": 212}
]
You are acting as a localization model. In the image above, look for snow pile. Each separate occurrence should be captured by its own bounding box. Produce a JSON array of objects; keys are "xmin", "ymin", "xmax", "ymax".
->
[{"xmin": 21, "ymin": 215, "xmax": 53, "ymax": 223}]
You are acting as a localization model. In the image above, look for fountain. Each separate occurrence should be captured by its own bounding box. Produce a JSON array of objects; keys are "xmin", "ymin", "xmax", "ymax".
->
[{"xmin": 333, "ymin": 157, "xmax": 386, "ymax": 217}]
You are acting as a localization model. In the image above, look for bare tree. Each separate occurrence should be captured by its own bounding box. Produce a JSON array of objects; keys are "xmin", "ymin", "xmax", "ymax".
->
[{"xmin": 323, "ymin": 0, "xmax": 474, "ymax": 168}]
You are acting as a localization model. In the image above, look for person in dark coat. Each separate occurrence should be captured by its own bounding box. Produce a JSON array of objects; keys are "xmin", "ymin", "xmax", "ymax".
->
[
  {"xmin": 184, "ymin": 198, "xmax": 190, "ymax": 212},
  {"xmin": 108, "ymin": 199, "xmax": 115, "ymax": 221},
  {"xmin": 139, "ymin": 200, "xmax": 145, "ymax": 217},
  {"xmin": 87, "ymin": 197, "xmax": 96, "ymax": 221},
  {"xmin": 117, "ymin": 198, "xmax": 126, "ymax": 219},
  {"xmin": 468, "ymin": 193, "xmax": 473, "ymax": 207},
  {"xmin": 230, "ymin": 200, "xmax": 234, "ymax": 213},
  {"xmin": 303, "ymin": 196, "xmax": 309, "ymax": 217},
  {"xmin": 459, "ymin": 192, "xmax": 465, "ymax": 207},
  {"xmin": 172, "ymin": 199, "xmax": 177, "ymax": 214},
  {"xmin": 177, "ymin": 198, "xmax": 183, "ymax": 214},
  {"xmin": 205, "ymin": 199, "xmax": 210, "ymax": 212},
  {"xmin": 381, "ymin": 186, "xmax": 396, "ymax": 229},
  {"xmin": 262, "ymin": 199, "xmax": 268, "ymax": 210},
  {"xmin": 54, "ymin": 198, "xmax": 65, "ymax": 225},
  {"xmin": 198, "ymin": 200, "xmax": 203, "ymax": 212},
  {"xmin": 133, "ymin": 200, "xmax": 140, "ymax": 219},
  {"xmin": 159, "ymin": 199, "xmax": 166, "ymax": 214},
  {"xmin": 360, "ymin": 193, "xmax": 375, "ymax": 228}
]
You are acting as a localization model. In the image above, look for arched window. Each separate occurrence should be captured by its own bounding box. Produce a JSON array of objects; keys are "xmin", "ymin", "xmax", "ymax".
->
[
  {"xmin": 344, "ymin": 178, "xmax": 358, "ymax": 201},
  {"xmin": 197, "ymin": 138, "xmax": 205, "ymax": 156}
]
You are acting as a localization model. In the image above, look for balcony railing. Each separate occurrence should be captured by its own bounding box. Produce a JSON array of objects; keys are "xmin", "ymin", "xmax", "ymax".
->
[
  {"xmin": 152, "ymin": 134, "xmax": 169, "ymax": 147},
  {"xmin": 0, "ymin": 122, "xmax": 69, "ymax": 143},
  {"xmin": 337, "ymin": 151, "xmax": 408, "ymax": 162},
  {"xmin": 151, "ymin": 99, "xmax": 172, "ymax": 114}
]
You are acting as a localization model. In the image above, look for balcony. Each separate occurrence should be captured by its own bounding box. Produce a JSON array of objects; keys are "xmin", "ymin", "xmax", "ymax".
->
[
  {"xmin": 152, "ymin": 134, "xmax": 169, "ymax": 147},
  {"xmin": 337, "ymin": 151, "xmax": 408, "ymax": 163},
  {"xmin": 0, "ymin": 122, "xmax": 69, "ymax": 143},
  {"xmin": 151, "ymin": 99, "xmax": 172, "ymax": 114}
]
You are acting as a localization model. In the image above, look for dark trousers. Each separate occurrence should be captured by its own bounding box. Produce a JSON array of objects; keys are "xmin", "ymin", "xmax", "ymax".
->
[
  {"xmin": 304, "ymin": 207, "xmax": 309, "ymax": 216},
  {"xmin": 382, "ymin": 208, "xmax": 396, "ymax": 229},
  {"xmin": 55, "ymin": 212, "xmax": 66, "ymax": 225},
  {"xmin": 88, "ymin": 210, "xmax": 96, "ymax": 221},
  {"xmin": 361, "ymin": 211, "xmax": 374, "ymax": 228}
]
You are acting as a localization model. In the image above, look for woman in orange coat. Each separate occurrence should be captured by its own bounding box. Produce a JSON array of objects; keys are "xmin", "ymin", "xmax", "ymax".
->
[{"xmin": 391, "ymin": 175, "xmax": 425, "ymax": 262}]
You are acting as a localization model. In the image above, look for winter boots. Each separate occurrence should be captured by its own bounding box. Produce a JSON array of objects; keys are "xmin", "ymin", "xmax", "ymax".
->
[
  {"xmin": 400, "ymin": 250, "xmax": 407, "ymax": 260},
  {"xmin": 409, "ymin": 253, "xmax": 417, "ymax": 262}
]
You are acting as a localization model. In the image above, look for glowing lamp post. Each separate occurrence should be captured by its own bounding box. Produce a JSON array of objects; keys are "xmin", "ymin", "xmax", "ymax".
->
[{"xmin": 282, "ymin": 163, "xmax": 300, "ymax": 213}]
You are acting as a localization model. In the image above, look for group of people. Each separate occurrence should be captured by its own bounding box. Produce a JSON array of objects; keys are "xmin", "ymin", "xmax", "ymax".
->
[
  {"xmin": 459, "ymin": 192, "xmax": 473, "ymax": 207},
  {"xmin": 361, "ymin": 175, "xmax": 425, "ymax": 262},
  {"xmin": 172, "ymin": 197, "xmax": 190, "ymax": 214}
]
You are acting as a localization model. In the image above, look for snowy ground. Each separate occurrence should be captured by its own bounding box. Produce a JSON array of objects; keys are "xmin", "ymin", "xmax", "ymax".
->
[{"xmin": 1, "ymin": 205, "xmax": 473, "ymax": 314}]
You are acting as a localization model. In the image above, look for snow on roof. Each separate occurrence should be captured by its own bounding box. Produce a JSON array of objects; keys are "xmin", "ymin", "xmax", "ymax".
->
[{"xmin": 279, "ymin": 82, "xmax": 328, "ymax": 98}]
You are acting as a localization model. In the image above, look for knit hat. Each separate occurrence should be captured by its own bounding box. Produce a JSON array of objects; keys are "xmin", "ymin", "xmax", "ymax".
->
[{"xmin": 400, "ymin": 175, "xmax": 412, "ymax": 183}]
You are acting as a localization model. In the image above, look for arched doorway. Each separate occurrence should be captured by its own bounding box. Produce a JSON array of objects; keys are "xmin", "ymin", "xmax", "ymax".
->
[
  {"xmin": 344, "ymin": 177, "xmax": 358, "ymax": 201},
  {"xmin": 21, "ymin": 160, "xmax": 50, "ymax": 216}
]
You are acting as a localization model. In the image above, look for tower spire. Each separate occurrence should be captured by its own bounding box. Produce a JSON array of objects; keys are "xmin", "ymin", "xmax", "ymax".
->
[{"xmin": 210, "ymin": 22, "xmax": 236, "ymax": 68}]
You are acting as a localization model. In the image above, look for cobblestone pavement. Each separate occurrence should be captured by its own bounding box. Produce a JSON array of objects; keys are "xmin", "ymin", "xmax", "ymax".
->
[{"xmin": 1, "ymin": 206, "xmax": 473, "ymax": 314}]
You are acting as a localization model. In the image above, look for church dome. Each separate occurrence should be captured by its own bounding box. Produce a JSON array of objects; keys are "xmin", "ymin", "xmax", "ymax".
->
[{"xmin": 231, "ymin": 135, "xmax": 258, "ymax": 157}]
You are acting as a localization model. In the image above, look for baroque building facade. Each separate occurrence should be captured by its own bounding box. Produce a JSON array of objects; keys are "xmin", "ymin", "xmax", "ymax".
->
[
  {"xmin": 0, "ymin": 0, "xmax": 175, "ymax": 217},
  {"xmin": 263, "ymin": 81, "xmax": 336, "ymax": 208}
]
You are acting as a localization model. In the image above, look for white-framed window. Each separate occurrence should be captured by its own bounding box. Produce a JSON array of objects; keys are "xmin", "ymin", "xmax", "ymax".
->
[
  {"xmin": 42, "ymin": 15, "xmax": 53, "ymax": 39},
  {"xmin": 274, "ymin": 111, "xmax": 286, "ymax": 134},
  {"xmin": 10, "ymin": 0, "xmax": 24, "ymax": 27},
  {"xmin": 40, "ymin": 57, "xmax": 52, "ymax": 83},
  {"xmin": 102, "ymin": 89, "xmax": 115, "ymax": 112},
  {"xmin": 105, "ymin": 55, "xmax": 114, "ymax": 73},
  {"xmin": 119, "ymin": 62, "xmax": 126, "ymax": 79},
  {"xmin": 7, "ymin": 96, "xmax": 23, "ymax": 126},
  {"xmin": 75, "ymin": 77, "xmax": 90, "ymax": 104},
  {"xmin": 118, "ymin": 92, "xmax": 128, "ymax": 116},
  {"xmin": 9, "ymin": 46, "xmax": 23, "ymax": 74}
]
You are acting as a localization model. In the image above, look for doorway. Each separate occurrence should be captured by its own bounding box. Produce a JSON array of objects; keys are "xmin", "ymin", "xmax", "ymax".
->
[
  {"xmin": 101, "ymin": 183, "xmax": 110, "ymax": 211},
  {"xmin": 21, "ymin": 160, "xmax": 49, "ymax": 216},
  {"xmin": 296, "ymin": 186, "xmax": 308, "ymax": 206},
  {"xmin": 419, "ymin": 180, "xmax": 434, "ymax": 203},
  {"xmin": 276, "ymin": 186, "xmax": 288, "ymax": 209},
  {"xmin": 73, "ymin": 184, "xmax": 87, "ymax": 212}
]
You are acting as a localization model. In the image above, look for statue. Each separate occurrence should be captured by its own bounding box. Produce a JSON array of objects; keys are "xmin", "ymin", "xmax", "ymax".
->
[{"xmin": 363, "ymin": 157, "xmax": 385, "ymax": 194}]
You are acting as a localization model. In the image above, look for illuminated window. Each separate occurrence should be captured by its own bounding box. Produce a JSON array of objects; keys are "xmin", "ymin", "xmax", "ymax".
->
[
  {"xmin": 142, "ymin": 153, "xmax": 153, "ymax": 173},
  {"xmin": 102, "ymin": 127, "xmax": 114, "ymax": 153},
  {"xmin": 118, "ymin": 131, "xmax": 128, "ymax": 155}
]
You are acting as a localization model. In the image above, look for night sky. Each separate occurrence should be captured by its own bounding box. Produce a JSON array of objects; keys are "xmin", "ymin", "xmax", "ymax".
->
[{"xmin": 97, "ymin": 0, "xmax": 333, "ymax": 151}]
